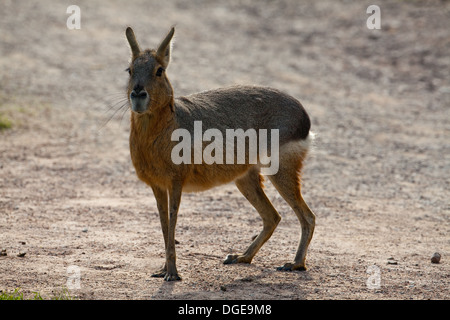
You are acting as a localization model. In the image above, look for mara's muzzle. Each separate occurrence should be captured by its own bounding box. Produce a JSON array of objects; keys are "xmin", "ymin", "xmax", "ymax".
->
[{"xmin": 130, "ymin": 86, "xmax": 149, "ymax": 113}]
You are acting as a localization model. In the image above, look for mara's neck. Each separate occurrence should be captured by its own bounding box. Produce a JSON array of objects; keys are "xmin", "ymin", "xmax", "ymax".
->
[{"xmin": 130, "ymin": 104, "xmax": 175, "ymax": 142}]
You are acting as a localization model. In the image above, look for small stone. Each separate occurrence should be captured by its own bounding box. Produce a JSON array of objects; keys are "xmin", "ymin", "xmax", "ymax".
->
[
  {"xmin": 0, "ymin": 249, "xmax": 7, "ymax": 256},
  {"xmin": 220, "ymin": 285, "xmax": 227, "ymax": 292},
  {"xmin": 241, "ymin": 276, "xmax": 254, "ymax": 282},
  {"xmin": 431, "ymin": 252, "xmax": 441, "ymax": 264},
  {"xmin": 82, "ymin": 228, "xmax": 88, "ymax": 233},
  {"xmin": 17, "ymin": 252, "xmax": 26, "ymax": 257}
]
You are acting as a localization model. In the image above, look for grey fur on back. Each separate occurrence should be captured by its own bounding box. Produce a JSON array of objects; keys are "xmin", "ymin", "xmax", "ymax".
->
[{"xmin": 174, "ymin": 85, "xmax": 311, "ymax": 145}]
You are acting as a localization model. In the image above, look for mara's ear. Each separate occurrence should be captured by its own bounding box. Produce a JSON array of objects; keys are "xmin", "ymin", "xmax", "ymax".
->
[
  {"xmin": 126, "ymin": 27, "xmax": 140, "ymax": 59},
  {"xmin": 156, "ymin": 27, "xmax": 175, "ymax": 68}
]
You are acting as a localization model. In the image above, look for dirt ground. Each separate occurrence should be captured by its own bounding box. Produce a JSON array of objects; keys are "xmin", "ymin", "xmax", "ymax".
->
[{"xmin": 0, "ymin": 0, "xmax": 449, "ymax": 300}]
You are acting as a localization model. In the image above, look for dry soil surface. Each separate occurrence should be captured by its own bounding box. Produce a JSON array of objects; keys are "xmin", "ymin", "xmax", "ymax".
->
[{"xmin": 0, "ymin": 0, "xmax": 449, "ymax": 300}]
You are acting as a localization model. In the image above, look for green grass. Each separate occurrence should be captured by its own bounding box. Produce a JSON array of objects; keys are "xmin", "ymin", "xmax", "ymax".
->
[
  {"xmin": 0, "ymin": 114, "xmax": 12, "ymax": 130},
  {"xmin": 0, "ymin": 288, "xmax": 25, "ymax": 300},
  {"xmin": 0, "ymin": 92, "xmax": 11, "ymax": 130},
  {"xmin": 0, "ymin": 288, "xmax": 75, "ymax": 300},
  {"xmin": 0, "ymin": 91, "xmax": 53, "ymax": 131}
]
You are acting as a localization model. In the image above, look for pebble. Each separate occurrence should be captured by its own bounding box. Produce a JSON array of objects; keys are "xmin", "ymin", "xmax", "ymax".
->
[
  {"xmin": 431, "ymin": 252, "xmax": 441, "ymax": 264},
  {"xmin": 387, "ymin": 257, "xmax": 398, "ymax": 265}
]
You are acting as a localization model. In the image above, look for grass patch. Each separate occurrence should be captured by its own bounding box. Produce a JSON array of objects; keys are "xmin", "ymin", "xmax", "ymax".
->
[
  {"xmin": 0, "ymin": 114, "xmax": 12, "ymax": 130},
  {"xmin": 0, "ymin": 288, "xmax": 75, "ymax": 300},
  {"xmin": 0, "ymin": 91, "xmax": 52, "ymax": 131},
  {"xmin": 0, "ymin": 92, "xmax": 13, "ymax": 130},
  {"xmin": 0, "ymin": 288, "xmax": 24, "ymax": 300}
]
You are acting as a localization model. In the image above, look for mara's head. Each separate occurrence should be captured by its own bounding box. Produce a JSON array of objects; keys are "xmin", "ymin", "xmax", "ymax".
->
[{"xmin": 125, "ymin": 27, "xmax": 175, "ymax": 115}]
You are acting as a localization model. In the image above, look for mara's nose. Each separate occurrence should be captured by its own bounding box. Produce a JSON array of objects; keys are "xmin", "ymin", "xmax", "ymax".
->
[{"xmin": 130, "ymin": 85, "xmax": 148, "ymax": 99}]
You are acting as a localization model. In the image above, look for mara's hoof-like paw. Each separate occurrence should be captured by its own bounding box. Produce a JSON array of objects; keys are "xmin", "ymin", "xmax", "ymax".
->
[
  {"xmin": 164, "ymin": 272, "xmax": 182, "ymax": 282},
  {"xmin": 152, "ymin": 265, "xmax": 181, "ymax": 281},
  {"xmin": 276, "ymin": 263, "xmax": 307, "ymax": 272},
  {"xmin": 223, "ymin": 254, "xmax": 251, "ymax": 265},
  {"xmin": 151, "ymin": 269, "xmax": 167, "ymax": 278}
]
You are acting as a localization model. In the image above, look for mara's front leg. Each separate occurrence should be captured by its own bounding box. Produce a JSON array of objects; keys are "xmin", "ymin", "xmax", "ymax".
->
[
  {"xmin": 164, "ymin": 182, "xmax": 183, "ymax": 281},
  {"xmin": 150, "ymin": 185, "xmax": 169, "ymax": 278},
  {"xmin": 150, "ymin": 183, "xmax": 182, "ymax": 281}
]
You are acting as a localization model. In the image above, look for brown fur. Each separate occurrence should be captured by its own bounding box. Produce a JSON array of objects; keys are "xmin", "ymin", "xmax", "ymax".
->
[{"xmin": 125, "ymin": 27, "xmax": 316, "ymax": 281}]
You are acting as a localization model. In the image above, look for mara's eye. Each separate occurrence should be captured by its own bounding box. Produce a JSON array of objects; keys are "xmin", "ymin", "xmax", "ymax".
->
[
  {"xmin": 156, "ymin": 67, "xmax": 164, "ymax": 77},
  {"xmin": 125, "ymin": 67, "xmax": 131, "ymax": 75}
]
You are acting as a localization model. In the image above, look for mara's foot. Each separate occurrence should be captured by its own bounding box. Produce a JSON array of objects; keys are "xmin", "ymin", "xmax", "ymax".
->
[
  {"xmin": 151, "ymin": 265, "xmax": 167, "ymax": 278},
  {"xmin": 276, "ymin": 262, "xmax": 307, "ymax": 272},
  {"xmin": 223, "ymin": 254, "xmax": 252, "ymax": 265},
  {"xmin": 151, "ymin": 267, "xmax": 182, "ymax": 281},
  {"xmin": 164, "ymin": 272, "xmax": 182, "ymax": 281}
]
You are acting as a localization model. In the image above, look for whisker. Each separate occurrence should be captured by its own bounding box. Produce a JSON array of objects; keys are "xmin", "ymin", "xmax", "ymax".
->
[
  {"xmin": 103, "ymin": 98, "xmax": 129, "ymax": 113},
  {"xmin": 99, "ymin": 92, "xmax": 174, "ymax": 131},
  {"xmin": 98, "ymin": 99, "xmax": 130, "ymax": 131},
  {"xmin": 119, "ymin": 104, "xmax": 130, "ymax": 127},
  {"xmin": 99, "ymin": 92, "xmax": 128, "ymax": 105}
]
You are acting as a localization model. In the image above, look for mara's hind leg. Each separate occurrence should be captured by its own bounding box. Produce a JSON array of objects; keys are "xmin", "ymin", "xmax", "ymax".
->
[
  {"xmin": 268, "ymin": 156, "xmax": 316, "ymax": 271},
  {"xmin": 224, "ymin": 167, "xmax": 281, "ymax": 265}
]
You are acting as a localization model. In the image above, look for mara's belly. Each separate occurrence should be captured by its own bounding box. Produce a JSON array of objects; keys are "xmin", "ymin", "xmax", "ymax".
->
[{"xmin": 182, "ymin": 163, "xmax": 252, "ymax": 192}]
